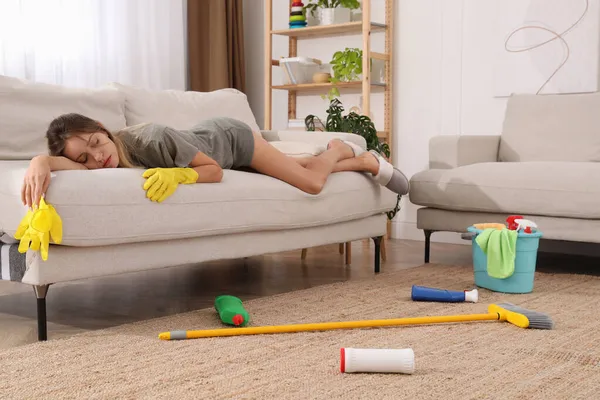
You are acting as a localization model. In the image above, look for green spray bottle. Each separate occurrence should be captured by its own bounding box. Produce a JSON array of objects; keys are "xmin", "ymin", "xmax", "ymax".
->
[{"xmin": 214, "ymin": 295, "xmax": 250, "ymax": 326}]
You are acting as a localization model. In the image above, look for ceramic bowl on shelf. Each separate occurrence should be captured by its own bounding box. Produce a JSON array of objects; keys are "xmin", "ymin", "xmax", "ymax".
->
[{"xmin": 312, "ymin": 72, "xmax": 331, "ymax": 83}]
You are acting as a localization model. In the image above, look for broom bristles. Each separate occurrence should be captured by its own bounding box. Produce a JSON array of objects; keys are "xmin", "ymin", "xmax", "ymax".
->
[{"xmin": 495, "ymin": 302, "xmax": 555, "ymax": 330}]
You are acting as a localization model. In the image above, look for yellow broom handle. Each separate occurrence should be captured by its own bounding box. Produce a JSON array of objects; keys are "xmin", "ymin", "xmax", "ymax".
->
[{"xmin": 166, "ymin": 313, "xmax": 499, "ymax": 340}]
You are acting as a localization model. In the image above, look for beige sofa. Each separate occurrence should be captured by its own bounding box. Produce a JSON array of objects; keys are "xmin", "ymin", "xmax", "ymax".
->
[
  {"xmin": 0, "ymin": 75, "xmax": 397, "ymax": 341},
  {"xmin": 409, "ymin": 91, "xmax": 600, "ymax": 262}
]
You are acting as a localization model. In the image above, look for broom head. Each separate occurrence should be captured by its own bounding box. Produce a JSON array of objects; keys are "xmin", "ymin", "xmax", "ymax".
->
[{"xmin": 488, "ymin": 303, "xmax": 554, "ymax": 330}]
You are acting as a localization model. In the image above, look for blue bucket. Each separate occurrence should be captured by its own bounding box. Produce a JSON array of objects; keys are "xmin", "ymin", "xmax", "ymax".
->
[{"xmin": 467, "ymin": 226, "xmax": 542, "ymax": 294}]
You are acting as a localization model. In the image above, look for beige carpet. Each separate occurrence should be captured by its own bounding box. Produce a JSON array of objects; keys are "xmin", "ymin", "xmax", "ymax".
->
[{"xmin": 0, "ymin": 264, "xmax": 598, "ymax": 399}]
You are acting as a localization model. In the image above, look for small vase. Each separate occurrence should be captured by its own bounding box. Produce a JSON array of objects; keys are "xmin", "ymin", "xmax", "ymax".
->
[
  {"xmin": 319, "ymin": 8, "xmax": 351, "ymax": 25},
  {"xmin": 319, "ymin": 8, "xmax": 335, "ymax": 25}
]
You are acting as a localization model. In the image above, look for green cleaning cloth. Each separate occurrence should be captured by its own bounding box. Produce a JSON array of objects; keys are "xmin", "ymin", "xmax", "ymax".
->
[{"xmin": 475, "ymin": 228, "xmax": 518, "ymax": 279}]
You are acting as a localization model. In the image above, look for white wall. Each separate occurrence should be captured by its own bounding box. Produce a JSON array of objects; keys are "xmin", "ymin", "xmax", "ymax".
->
[
  {"xmin": 395, "ymin": 0, "xmax": 510, "ymax": 245},
  {"xmin": 243, "ymin": 0, "xmax": 600, "ymax": 249}
]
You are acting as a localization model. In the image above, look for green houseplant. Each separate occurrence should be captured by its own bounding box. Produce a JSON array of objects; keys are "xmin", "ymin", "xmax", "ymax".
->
[
  {"xmin": 326, "ymin": 47, "xmax": 363, "ymax": 99},
  {"xmin": 324, "ymin": 47, "xmax": 384, "ymax": 101},
  {"xmin": 304, "ymin": 98, "xmax": 401, "ymax": 220}
]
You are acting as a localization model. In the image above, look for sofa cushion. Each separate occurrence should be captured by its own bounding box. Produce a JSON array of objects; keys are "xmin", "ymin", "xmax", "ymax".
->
[
  {"xmin": 499, "ymin": 92, "xmax": 600, "ymax": 162},
  {"xmin": 0, "ymin": 161, "xmax": 397, "ymax": 247},
  {"xmin": 409, "ymin": 162, "xmax": 600, "ymax": 219},
  {"xmin": 109, "ymin": 82, "xmax": 260, "ymax": 133},
  {"xmin": 0, "ymin": 75, "xmax": 127, "ymax": 161}
]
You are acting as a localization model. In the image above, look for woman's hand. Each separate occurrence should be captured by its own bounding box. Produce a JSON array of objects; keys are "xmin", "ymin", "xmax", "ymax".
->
[
  {"xmin": 21, "ymin": 155, "xmax": 88, "ymax": 209},
  {"xmin": 22, "ymin": 155, "xmax": 52, "ymax": 209}
]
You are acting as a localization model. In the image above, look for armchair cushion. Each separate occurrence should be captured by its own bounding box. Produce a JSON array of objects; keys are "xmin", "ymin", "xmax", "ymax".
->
[
  {"xmin": 499, "ymin": 92, "xmax": 600, "ymax": 162},
  {"xmin": 429, "ymin": 135, "xmax": 500, "ymax": 169},
  {"xmin": 410, "ymin": 161, "xmax": 600, "ymax": 219}
]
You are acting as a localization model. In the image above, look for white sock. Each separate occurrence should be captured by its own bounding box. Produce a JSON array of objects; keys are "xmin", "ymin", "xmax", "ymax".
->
[{"xmin": 372, "ymin": 152, "xmax": 394, "ymax": 186}]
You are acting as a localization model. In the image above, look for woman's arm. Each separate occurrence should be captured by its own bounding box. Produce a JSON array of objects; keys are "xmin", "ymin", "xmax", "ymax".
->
[
  {"xmin": 22, "ymin": 155, "xmax": 87, "ymax": 208},
  {"xmin": 38, "ymin": 155, "xmax": 88, "ymax": 171},
  {"xmin": 188, "ymin": 151, "xmax": 223, "ymax": 183}
]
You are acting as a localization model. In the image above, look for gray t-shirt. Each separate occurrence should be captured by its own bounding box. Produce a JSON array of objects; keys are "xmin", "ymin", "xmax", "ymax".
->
[{"xmin": 117, "ymin": 117, "xmax": 255, "ymax": 169}]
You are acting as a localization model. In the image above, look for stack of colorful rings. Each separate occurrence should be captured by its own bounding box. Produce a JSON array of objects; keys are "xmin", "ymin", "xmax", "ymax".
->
[{"xmin": 289, "ymin": 2, "xmax": 307, "ymax": 29}]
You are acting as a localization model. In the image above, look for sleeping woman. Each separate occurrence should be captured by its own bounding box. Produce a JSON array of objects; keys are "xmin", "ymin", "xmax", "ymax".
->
[{"xmin": 20, "ymin": 113, "xmax": 409, "ymax": 208}]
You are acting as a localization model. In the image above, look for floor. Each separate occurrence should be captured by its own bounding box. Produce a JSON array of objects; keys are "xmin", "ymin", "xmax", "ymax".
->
[{"xmin": 1, "ymin": 238, "xmax": 598, "ymax": 350}]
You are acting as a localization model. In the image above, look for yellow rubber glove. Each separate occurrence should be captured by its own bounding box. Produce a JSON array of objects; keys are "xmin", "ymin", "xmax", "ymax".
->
[
  {"xmin": 14, "ymin": 196, "xmax": 63, "ymax": 261},
  {"xmin": 142, "ymin": 167, "xmax": 199, "ymax": 203}
]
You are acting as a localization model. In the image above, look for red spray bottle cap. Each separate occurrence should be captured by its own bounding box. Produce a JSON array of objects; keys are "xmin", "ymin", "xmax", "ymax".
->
[
  {"xmin": 232, "ymin": 314, "xmax": 244, "ymax": 326},
  {"xmin": 506, "ymin": 215, "xmax": 523, "ymax": 230}
]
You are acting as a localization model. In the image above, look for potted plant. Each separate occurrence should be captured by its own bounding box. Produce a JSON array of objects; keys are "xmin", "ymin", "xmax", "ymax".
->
[
  {"xmin": 303, "ymin": 0, "xmax": 360, "ymax": 26},
  {"xmin": 325, "ymin": 47, "xmax": 385, "ymax": 100},
  {"xmin": 304, "ymin": 98, "xmax": 400, "ymax": 220}
]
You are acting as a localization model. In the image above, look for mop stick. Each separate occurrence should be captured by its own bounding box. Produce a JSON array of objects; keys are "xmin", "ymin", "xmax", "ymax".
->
[{"xmin": 158, "ymin": 303, "xmax": 554, "ymax": 340}]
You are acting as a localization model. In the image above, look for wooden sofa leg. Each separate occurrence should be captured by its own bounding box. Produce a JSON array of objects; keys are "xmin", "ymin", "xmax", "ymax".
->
[
  {"xmin": 371, "ymin": 236, "xmax": 383, "ymax": 273},
  {"xmin": 424, "ymin": 230, "xmax": 433, "ymax": 263},
  {"xmin": 33, "ymin": 285, "xmax": 50, "ymax": 341},
  {"xmin": 301, "ymin": 248, "xmax": 307, "ymax": 260},
  {"xmin": 345, "ymin": 242, "xmax": 352, "ymax": 265},
  {"xmin": 338, "ymin": 243, "xmax": 344, "ymax": 254}
]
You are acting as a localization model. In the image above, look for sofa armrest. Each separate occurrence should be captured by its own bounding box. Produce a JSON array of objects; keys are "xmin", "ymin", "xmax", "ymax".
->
[
  {"xmin": 260, "ymin": 130, "xmax": 367, "ymax": 150},
  {"xmin": 429, "ymin": 135, "xmax": 500, "ymax": 169}
]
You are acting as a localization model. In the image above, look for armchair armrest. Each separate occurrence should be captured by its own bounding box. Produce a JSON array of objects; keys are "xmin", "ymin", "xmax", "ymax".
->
[
  {"xmin": 429, "ymin": 135, "xmax": 500, "ymax": 169},
  {"xmin": 260, "ymin": 130, "xmax": 367, "ymax": 151}
]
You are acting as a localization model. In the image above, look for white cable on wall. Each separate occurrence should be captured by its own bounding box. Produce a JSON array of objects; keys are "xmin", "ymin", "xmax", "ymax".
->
[{"xmin": 503, "ymin": 0, "xmax": 590, "ymax": 94}]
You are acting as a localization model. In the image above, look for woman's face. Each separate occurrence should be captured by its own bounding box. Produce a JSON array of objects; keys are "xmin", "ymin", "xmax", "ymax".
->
[{"xmin": 63, "ymin": 131, "xmax": 119, "ymax": 169}]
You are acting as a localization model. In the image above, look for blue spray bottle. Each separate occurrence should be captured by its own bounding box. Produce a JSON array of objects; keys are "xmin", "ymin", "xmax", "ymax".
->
[{"xmin": 411, "ymin": 285, "xmax": 478, "ymax": 303}]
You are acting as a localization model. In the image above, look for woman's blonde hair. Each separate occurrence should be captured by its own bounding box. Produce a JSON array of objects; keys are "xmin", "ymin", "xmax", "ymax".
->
[{"xmin": 46, "ymin": 113, "xmax": 140, "ymax": 168}]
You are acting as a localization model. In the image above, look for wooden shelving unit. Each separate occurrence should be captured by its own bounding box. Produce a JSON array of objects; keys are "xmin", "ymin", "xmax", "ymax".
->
[{"xmin": 264, "ymin": 0, "xmax": 394, "ymax": 264}]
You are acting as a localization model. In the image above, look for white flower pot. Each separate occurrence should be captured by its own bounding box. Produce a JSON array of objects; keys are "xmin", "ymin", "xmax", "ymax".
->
[
  {"xmin": 306, "ymin": 12, "xmax": 319, "ymax": 27},
  {"xmin": 319, "ymin": 8, "xmax": 352, "ymax": 26}
]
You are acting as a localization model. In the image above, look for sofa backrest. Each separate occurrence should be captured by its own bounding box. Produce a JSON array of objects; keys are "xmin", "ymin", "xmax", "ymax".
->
[
  {"xmin": 108, "ymin": 83, "xmax": 260, "ymax": 133},
  {"xmin": 0, "ymin": 75, "xmax": 127, "ymax": 160},
  {"xmin": 0, "ymin": 75, "xmax": 260, "ymax": 161},
  {"xmin": 498, "ymin": 92, "xmax": 600, "ymax": 162}
]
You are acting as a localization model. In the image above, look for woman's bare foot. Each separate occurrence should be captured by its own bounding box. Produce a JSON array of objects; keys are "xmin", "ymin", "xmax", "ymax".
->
[{"xmin": 326, "ymin": 139, "xmax": 357, "ymax": 160}]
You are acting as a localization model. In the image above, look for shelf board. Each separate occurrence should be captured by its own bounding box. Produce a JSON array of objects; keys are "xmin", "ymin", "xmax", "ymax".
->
[
  {"xmin": 272, "ymin": 81, "xmax": 386, "ymax": 92},
  {"xmin": 271, "ymin": 22, "xmax": 386, "ymax": 38}
]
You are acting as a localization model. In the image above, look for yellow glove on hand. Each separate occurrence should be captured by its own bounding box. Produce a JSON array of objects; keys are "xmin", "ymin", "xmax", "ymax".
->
[
  {"xmin": 142, "ymin": 167, "xmax": 199, "ymax": 203},
  {"xmin": 14, "ymin": 196, "xmax": 63, "ymax": 261}
]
